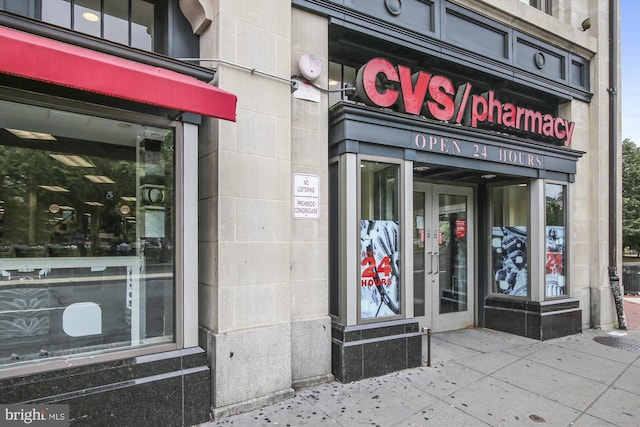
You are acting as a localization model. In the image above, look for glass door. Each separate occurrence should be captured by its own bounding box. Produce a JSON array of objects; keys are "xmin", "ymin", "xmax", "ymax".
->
[{"xmin": 413, "ymin": 183, "xmax": 475, "ymax": 332}]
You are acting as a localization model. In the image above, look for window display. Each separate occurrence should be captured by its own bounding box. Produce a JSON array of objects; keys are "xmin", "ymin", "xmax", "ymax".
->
[
  {"xmin": 545, "ymin": 183, "xmax": 566, "ymax": 297},
  {"xmin": 360, "ymin": 161, "xmax": 401, "ymax": 319},
  {"xmin": 491, "ymin": 184, "xmax": 528, "ymax": 296},
  {"xmin": 0, "ymin": 99, "xmax": 175, "ymax": 368},
  {"xmin": 492, "ymin": 226, "xmax": 528, "ymax": 296}
]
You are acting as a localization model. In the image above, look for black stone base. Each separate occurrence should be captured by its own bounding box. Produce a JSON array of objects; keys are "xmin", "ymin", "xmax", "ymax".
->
[
  {"xmin": 331, "ymin": 319, "xmax": 422, "ymax": 383},
  {"xmin": 0, "ymin": 347, "xmax": 211, "ymax": 426},
  {"xmin": 484, "ymin": 297, "xmax": 582, "ymax": 340}
]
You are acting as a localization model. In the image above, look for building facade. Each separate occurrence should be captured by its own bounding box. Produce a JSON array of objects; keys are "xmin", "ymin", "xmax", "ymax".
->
[{"xmin": 0, "ymin": 0, "xmax": 621, "ymax": 425}]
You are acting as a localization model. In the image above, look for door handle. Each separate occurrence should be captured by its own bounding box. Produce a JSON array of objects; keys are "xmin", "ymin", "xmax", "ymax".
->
[
  {"xmin": 427, "ymin": 251, "xmax": 433, "ymax": 274},
  {"xmin": 432, "ymin": 252, "xmax": 440, "ymax": 275}
]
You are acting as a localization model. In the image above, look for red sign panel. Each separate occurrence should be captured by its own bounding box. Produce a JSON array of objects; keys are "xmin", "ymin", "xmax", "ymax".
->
[{"xmin": 455, "ymin": 219, "xmax": 467, "ymax": 238}]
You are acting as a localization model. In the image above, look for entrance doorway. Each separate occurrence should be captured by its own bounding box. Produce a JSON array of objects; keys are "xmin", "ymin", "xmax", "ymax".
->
[{"xmin": 413, "ymin": 183, "xmax": 475, "ymax": 332}]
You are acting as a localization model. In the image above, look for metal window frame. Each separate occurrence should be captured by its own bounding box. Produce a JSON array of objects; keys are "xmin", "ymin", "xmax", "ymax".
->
[
  {"xmin": 486, "ymin": 181, "xmax": 532, "ymax": 299},
  {"xmin": 356, "ymin": 154, "xmax": 406, "ymax": 324}
]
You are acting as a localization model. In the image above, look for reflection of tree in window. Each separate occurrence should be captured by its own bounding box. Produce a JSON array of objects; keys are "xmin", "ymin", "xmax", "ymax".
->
[
  {"xmin": 0, "ymin": 145, "xmax": 139, "ymax": 256},
  {"xmin": 3, "ymin": 148, "xmax": 153, "ymax": 253},
  {"xmin": 0, "ymin": 147, "xmax": 51, "ymax": 246},
  {"xmin": 546, "ymin": 186, "xmax": 564, "ymax": 226}
]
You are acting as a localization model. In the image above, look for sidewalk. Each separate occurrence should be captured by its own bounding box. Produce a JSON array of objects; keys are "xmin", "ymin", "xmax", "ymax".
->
[{"xmin": 199, "ymin": 326, "xmax": 640, "ymax": 427}]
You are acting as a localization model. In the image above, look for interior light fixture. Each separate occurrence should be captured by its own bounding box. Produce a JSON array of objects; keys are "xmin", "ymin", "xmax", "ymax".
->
[
  {"xmin": 481, "ymin": 174, "xmax": 497, "ymax": 179},
  {"xmin": 50, "ymin": 154, "xmax": 94, "ymax": 168},
  {"xmin": 121, "ymin": 196, "xmax": 137, "ymax": 202},
  {"xmin": 84, "ymin": 201, "xmax": 104, "ymax": 207},
  {"xmin": 38, "ymin": 185, "xmax": 70, "ymax": 192},
  {"xmin": 83, "ymin": 12, "xmax": 100, "ymax": 22},
  {"xmin": 328, "ymin": 79, "xmax": 339, "ymax": 87},
  {"xmin": 6, "ymin": 128, "xmax": 57, "ymax": 140},
  {"xmin": 84, "ymin": 175, "xmax": 115, "ymax": 184}
]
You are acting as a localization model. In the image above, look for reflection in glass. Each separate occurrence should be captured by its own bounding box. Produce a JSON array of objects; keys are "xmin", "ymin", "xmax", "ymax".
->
[
  {"xmin": 438, "ymin": 194, "xmax": 468, "ymax": 314},
  {"xmin": 491, "ymin": 184, "xmax": 528, "ymax": 296},
  {"xmin": 0, "ymin": 99, "xmax": 175, "ymax": 367},
  {"xmin": 545, "ymin": 183, "xmax": 566, "ymax": 297},
  {"xmin": 413, "ymin": 192, "xmax": 425, "ymax": 317}
]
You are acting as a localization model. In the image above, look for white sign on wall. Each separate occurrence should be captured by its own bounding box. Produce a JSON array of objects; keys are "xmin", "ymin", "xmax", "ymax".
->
[
  {"xmin": 292, "ymin": 79, "xmax": 321, "ymax": 103},
  {"xmin": 293, "ymin": 173, "xmax": 320, "ymax": 219}
]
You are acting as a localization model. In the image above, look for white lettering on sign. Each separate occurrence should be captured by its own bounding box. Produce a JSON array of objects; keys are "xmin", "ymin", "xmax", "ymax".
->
[{"xmin": 293, "ymin": 174, "xmax": 320, "ymax": 219}]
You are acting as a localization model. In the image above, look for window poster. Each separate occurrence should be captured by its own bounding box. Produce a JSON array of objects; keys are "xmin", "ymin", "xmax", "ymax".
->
[
  {"xmin": 492, "ymin": 226, "xmax": 528, "ymax": 296},
  {"xmin": 545, "ymin": 226, "xmax": 566, "ymax": 296},
  {"xmin": 360, "ymin": 220, "xmax": 400, "ymax": 318}
]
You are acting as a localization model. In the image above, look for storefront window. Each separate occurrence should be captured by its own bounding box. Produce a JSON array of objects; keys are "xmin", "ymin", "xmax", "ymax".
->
[
  {"xmin": 0, "ymin": 99, "xmax": 175, "ymax": 368},
  {"xmin": 491, "ymin": 184, "xmax": 528, "ymax": 296},
  {"xmin": 360, "ymin": 160, "xmax": 401, "ymax": 319},
  {"xmin": 545, "ymin": 183, "xmax": 566, "ymax": 297}
]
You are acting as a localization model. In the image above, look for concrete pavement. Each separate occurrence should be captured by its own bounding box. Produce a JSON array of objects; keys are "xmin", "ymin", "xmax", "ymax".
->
[{"xmin": 199, "ymin": 326, "xmax": 640, "ymax": 427}]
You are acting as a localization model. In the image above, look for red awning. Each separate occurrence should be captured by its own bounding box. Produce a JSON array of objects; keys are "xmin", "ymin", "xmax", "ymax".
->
[{"xmin": 0, "ymin": 26, "xmax": 236, "ymax": 121}]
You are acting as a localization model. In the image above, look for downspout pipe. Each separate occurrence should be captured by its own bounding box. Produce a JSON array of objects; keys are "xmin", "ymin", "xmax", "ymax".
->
[{"xmin": 609, "ymin": 0, "xmax": 627, "ymax": 329}]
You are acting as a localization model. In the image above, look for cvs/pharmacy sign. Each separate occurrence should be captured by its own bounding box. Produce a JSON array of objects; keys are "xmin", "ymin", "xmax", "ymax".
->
[{"xmin": 355, "ymin": 57, "xmax": 575, "ymax": 146}]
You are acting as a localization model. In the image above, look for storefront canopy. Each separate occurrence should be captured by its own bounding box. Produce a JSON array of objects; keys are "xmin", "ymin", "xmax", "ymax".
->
[{"xmin": 0, "ymin": 26, "xmax": 236, "ymax": 122}]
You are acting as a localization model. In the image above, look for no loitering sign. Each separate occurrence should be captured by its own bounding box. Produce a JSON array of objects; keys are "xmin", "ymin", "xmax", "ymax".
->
[{"xmin": 293, "ymin": 173, "xmax": 319, "ymax": 219}]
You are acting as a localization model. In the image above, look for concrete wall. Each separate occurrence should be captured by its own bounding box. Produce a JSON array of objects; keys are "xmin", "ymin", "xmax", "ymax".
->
[
  {"xmin": 198, "ymin": 0, "xmax": 294, "ymax": 418},
  {"xmin": 183, "ymin": 0, "xmax": 331, "ymax": 418},
  {"xmin": 290, "ymin": 8, "xmax": 333, "ymax": 389}
]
